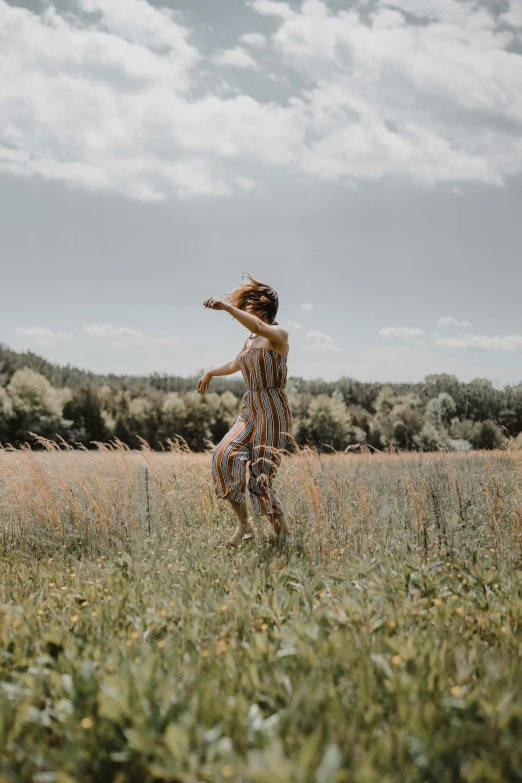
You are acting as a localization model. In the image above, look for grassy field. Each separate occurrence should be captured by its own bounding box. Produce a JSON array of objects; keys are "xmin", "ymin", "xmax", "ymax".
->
[{"xmin": 1, "ymin": 442, "xmax": 522, "ymax": 782}]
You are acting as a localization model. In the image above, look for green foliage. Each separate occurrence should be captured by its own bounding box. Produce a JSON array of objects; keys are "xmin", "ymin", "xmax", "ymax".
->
[
  {"xmin": 470, "ymin": 419, "xmax": 506, "ymax": 451},
  {"xmin": 294, "ymin": 389, "xmax": 355, "ymax": 451},
  {"xmin": 63, "ymin": 385, "xmax": 109, "ymax": 446},
  {"xmin": 1, "ymin": 345, "xmax": 521, "ymax": 452},
  {"xmin": 5, "ymin": 368, "xmax": 70, "ymax": 443}
]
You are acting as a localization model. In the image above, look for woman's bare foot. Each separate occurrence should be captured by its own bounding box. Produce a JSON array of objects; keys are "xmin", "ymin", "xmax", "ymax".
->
[
  {"xmin": 270, "ymin": 510, "xmax": 290, "ymax": 538},
  {"xmin": 226, "ymin": 522, "xmax": 254, "ymax": 548}
]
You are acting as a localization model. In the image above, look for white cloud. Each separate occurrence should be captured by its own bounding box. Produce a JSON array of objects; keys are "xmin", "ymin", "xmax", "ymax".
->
[
  {"xmin": 288, "ymin": 320, "xmax": 304, "ymax": 330},
  {"xmin": 1, "ymin": 0, "xmax": 521, "ymax": 200},
  {"xmin": 305, "ymin": 329, "xmax": 342, "ymax": 352},
  {"xmin": 379, "ymin": 326, "xmax": 426, "ymax": 340},
  {"xmin": 300, "ymin": 302, "xmax": 313, "ymax": 310},
  {"xmin": 437, "ymin": 316, "xmax": 473, "ymax": 328},
  {"xmin": 435, "ymin": 333, "xmax": 522, "ymax": 352},
  {"xmin": 248, "ymin": 0, "xmax": 295, "ymax": 20},
  {"xmin": 0, "ymin": 0, "xmax": 304, "ymax": 200},
  {"xmin": 306, "ymin": 330, "xmax": 333, "ymax": 341},
  {"xmin": 501, "ymin": 1, "xmax": 522, "ymax": 28},
  {"xmin": 84, "ymin": 323, "xmax": 143, "ymax": 339},
  {"xmin": 240, "ymin": 32, "xmax": 267, "ymax": 48},
  {"xmin": 83, "ymin": 323, "xmax": 181, "ymax": 348},
  {"xmin": 16, "ymin": 326, "xmax": 74, "ymax": 348},
  {"xmin": 253, "ymin": 0, "xmax": 522, "ymax": 187},
  {"xmin": 213, "ymin": 47, "xmax": 259, "ymax": 70}
]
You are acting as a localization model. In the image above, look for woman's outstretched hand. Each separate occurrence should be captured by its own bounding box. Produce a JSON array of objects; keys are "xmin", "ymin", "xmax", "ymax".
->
[
  {"xmin": 203, "ymin": 297, "xmax": 227, "ymax": 311},
  {"xmin": 197, "ymin": 372, "xmax": 212, "ymax": 395}
]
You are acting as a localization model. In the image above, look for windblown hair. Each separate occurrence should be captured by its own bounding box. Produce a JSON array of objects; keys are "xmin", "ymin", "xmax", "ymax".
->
[{"xmin": 224, "ymin": 272, "xmax": 279, "ymax": 325}]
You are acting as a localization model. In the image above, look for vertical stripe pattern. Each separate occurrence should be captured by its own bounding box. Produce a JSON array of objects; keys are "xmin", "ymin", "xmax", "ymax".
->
[{"xmin": 212, "ymin": 348, "xmax": 293, "ymax": 516}]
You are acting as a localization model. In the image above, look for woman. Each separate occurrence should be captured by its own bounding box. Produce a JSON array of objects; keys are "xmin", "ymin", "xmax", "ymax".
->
[{"xmin": 197, "ymin": 273, "xmax": 293, "ymax": 548}]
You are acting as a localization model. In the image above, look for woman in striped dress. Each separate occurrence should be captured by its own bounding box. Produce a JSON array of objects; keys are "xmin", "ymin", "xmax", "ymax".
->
[{"xmin": 197, "ymin": 274, "xmax": 293, "ymax": 548}]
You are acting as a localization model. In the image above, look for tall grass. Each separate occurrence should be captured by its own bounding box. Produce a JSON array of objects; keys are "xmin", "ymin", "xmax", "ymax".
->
[
  {"xmin": 0, "ymin": 442, "xmax": 521, "ymax": 782},
  {"xmin": 1, "ymin": 439, "xmax": 522, "ymax": 563}
]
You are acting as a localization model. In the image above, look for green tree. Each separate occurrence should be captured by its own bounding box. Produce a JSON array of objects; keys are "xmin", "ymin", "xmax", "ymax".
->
[
  {"xmin": 426, "ymin": 392, "xmax": 457, "ymax": 429},
  {"xmin": 63, "ymin": 384, "xmax": 109, "ymax": 447},
  {"xmin": 470, "ymin": 420, "xmax": 505, "ymax": 450},
  {"xmin": 295, "ymin": 389, "xmax": 353, "ymax": 451},
  {"xmin": 0, "ymin": 387, "xmax": 14, "ymax": 441},
  {"xmin": 6, "ymin": 368, "xmax": 70, "ymax": 443}
]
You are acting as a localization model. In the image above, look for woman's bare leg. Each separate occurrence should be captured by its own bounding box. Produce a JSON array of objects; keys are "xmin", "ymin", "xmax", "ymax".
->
[{"xmin": 226, "ymin": 498, "xmax": 254, "ymax": 548}]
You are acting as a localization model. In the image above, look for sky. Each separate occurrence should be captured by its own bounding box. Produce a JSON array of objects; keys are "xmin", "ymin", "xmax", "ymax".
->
[{"xmin": 1, "ymin": 0, "xmax": 522, "ymax": 386}]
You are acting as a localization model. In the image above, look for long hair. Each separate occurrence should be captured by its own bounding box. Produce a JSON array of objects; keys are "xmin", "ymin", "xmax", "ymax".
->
[{"xmin": 224, "ymin": 272, "xmax": 279, "ymax": 325}]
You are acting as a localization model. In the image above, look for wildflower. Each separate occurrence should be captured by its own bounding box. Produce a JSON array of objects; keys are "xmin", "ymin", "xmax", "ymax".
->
[
  {"xmin": 81, "ymin": 717, "xmax": 94, "ymax": 729},
  {"xmin": 450, "ymin": 685, "xmax": 462, "ymax": 696},
  {"xmin": 391, "ymin": 655, "xmax": 403, "ymax": 665}
]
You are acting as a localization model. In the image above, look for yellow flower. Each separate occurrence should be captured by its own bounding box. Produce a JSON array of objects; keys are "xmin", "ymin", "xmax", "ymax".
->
[
  {"xmin": 70, "ymin": 615, "xmax": 79, "ymax": 623},
  {"xmin": 450, "ymin": 685, "xmax": 462, "ymax": 696},
  {"xmin": 11, "ymin": 618, "xmax": 22, "ymax": 629},
  {"xmin": 158, "ymin": 639, "xmax": 166, "ymax": 648},
  {"xmin": 201, "ymin": 649, "xmax": 210, "ymax": 658},
  {"xmin": 391, "ymin": 655, "xmax": 403, "ymax": 666},
  {"xmin": 433, "ymin": 599, "xmax": 443, "ymax": 606},
  {"xmin": 81, "ymin": 717, "xmax": 94, "ymax": 729}
]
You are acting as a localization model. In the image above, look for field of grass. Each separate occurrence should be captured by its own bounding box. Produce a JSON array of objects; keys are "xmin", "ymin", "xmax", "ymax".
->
[{"xmin": 1, "ymin": 442, "xmax": 522, "ymax": 782}]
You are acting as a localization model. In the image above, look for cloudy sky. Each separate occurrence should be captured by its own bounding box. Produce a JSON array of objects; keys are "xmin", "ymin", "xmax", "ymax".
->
[{"xmin": 1, "ymin": 0, "xmax": 521, "ymax": 385}]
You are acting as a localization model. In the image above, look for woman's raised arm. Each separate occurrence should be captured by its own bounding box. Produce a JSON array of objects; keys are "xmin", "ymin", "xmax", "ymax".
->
[{"xmin": 203, "ymin": 298, "xmax": 288, "ymax": 346}]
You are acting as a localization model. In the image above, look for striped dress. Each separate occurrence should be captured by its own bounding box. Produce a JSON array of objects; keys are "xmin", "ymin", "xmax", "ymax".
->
[{"xmin": 212, "ymin": 347, "xmax": 293, "ymax": 516}]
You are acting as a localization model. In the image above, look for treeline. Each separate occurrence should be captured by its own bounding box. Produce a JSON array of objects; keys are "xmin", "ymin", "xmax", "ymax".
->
[{"xmin": 1, "ymin": 343, "xmax": 522, "ymax": 452}]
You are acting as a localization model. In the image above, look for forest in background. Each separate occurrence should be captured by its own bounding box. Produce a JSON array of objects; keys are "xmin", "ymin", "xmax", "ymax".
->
[{"xmin": 1, "ymin": 343, "xmax": 522, "ymax": 452}]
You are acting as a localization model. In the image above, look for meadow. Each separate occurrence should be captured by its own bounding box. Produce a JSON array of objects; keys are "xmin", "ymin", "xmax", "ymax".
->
[{"xmin": 1, "ymin": 441, "xmax": 521, "ymax": 782}]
